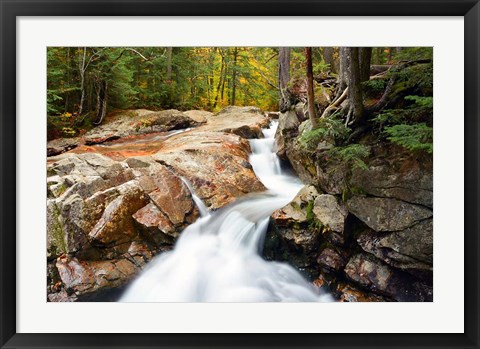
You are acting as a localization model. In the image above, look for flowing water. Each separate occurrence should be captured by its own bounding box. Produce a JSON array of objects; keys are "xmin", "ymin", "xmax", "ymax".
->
[{"xmin": 120, "ymin": 120, "xmax": 333, "ymax": 302}]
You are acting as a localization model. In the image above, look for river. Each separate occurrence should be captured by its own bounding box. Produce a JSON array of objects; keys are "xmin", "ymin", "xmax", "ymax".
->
[{"xmin": 120, "ymin": 120, "xmax": 333, "ymax": 302}]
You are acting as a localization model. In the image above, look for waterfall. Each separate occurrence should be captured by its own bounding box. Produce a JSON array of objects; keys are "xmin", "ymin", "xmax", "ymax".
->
[
  {"xmin": 120, "ymin": 120, "xmax": 333, "ymax": 302},
  {"xmin": 180, "ymin": 176, "xmax": 209, "ymax": 218}
]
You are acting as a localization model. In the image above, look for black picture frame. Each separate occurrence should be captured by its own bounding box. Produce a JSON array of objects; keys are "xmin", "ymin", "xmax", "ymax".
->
[{"xmin": 1, "ymin": 1, "xmax": 478, "ymax": 348}]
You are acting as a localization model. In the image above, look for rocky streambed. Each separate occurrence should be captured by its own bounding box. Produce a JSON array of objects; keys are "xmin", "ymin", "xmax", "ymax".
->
[
  {"xmin": 264, "ymin": 107, "xmax": 433, "ymax": 302},
  {"xmin": 47, "ymin": 105, "xmax": 433, "ymax": 302},
  {"xmin": 47, "ymin": 106, "xmax": 269, "ymax": 301}
]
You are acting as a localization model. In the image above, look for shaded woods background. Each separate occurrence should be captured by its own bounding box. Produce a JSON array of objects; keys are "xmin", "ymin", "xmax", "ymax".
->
[{"xmin": 47, "ymin": 47, "xmax": 432, "ymax": 140}]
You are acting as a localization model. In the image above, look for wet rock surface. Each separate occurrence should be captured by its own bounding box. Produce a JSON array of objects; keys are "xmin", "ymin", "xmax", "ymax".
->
[
  {"xmin": 264, "ymin": 186, "xmax": 323, "ymax": 274},
  {"xmin": 47, "ymin": 106, "xmax": 269, "ymax": 301},
  {"xmin": 153, "ymin": 131, "xmax": 265, "ymax": 209}
]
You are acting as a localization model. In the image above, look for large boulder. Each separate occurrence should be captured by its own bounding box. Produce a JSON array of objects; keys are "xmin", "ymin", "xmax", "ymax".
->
[
  {"xmin": 200, "ymin": 106, "xmax": 269, "ymax": 138},
  {"xmin": 357, "ymin": 219, "xmax": 433, "ymax": 280},
  {"xmin": 347, "ymin": 196, "xmax": 432, "ymax": 232},
  {"xmin": 84, "ymin": 109, "xmax": 201, "ymax": 145},
  {"xmin": 336, "ymin": 283, "xmax": 391, "ymax": 302},
  {"xmin": 153, "ymin": 131, "xmax": 265, "ymax": 209},
  {"xmin": 344, "ymin": 253, "xmax": 432, "ymax": 302},
  {"xmin": 350, "ymin": 162, "xmax": 433, "ymax": 208},
  {"xmin": 46, "ymin": 153, "xmax": 199, "ymax": 300},
  {"xmin": 54, "ymin": 244, "xmax": 152, "ymax": 301},
  {"xmin": 264, "ymin": 185, "xmax": 322, "ymax": 274},
  {"xmin": 275, "ymin": 110, "xmax": 300, "ymax": 159},
  {"xmin": 128, "ymin": 158, "xmax": 195, "ymax": 225},
  {"xmin": 284, "ymin": 141, "xmax": 318, "ymax": 185},
  {"xmin": 88, "ymin": 181, "xmax": 150, "ymax": 246},
  {"xmin": 183, "ymin": 110, "xmax": 213, "ymax": 123},
  {"xmin": 312, "ymin": 194, "xmax": 348, "ymax": 245},
  {"xmin": 47, "ymin": 137, "xmax": 81, "ymax": 157},
  {"xmin": 316, "ymin": 247, "xmax": 348, "ymax": 272}
]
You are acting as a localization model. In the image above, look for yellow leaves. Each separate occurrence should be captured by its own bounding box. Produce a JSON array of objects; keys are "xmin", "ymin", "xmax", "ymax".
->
[{"xmin": 61, "ymin": 127, "xmax": 76, "ymax": 137}]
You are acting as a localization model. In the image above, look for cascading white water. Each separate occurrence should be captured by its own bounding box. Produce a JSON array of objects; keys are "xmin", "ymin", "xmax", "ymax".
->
[
  {"xmin": 180, "ymin": 176, "xmax": 209, "ymax": 218},
  {"xmin": 120, "ymin": 120, "xmax": 333, "ymax": 302}
]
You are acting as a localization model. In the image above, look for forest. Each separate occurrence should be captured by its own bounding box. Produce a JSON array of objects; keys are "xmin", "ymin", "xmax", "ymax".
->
[
  {"xmin": 48, "ymin": 47, "xmax": 431, "ymax": 143},
  {"xmin": 47, "ymin": 46, "xmax": 434, "ymax": 303}
]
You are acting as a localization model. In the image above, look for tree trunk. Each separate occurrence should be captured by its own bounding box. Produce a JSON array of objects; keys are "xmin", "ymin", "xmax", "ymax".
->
[
  {"xmin": 388, "ymin": 47, "xmax": 393, "ymax": 64},
  {"xmin": 375, "ymin": 47, "xmax": 382, "ymax": 65},
  {"xmin": 336, "ymin": 47, "xmax": 350, "ymax": 99},
  {"xmin": 213, "ymin": 52, "xmax": 225, "ymax": 109},
  {"xmin": 221, "ymin": 63, "xmax": 227, "ymax": 100},
  {"xmin": 166, "ymin": 47, "xmax": 173, "ymax": 82},
  {"xmin": 231, "ymin": 47, "xmax": 238, "ymax": 105},
  {"xmin": 278, "ymin": 47, "xmax": 290, "ymax": 90},
  {"xmin": 78, "ymin": 47, "xmax": 87, "ymax": 116},
  {"xmin": 305, "ymin": 47, "xmax": 318, "ymax": 128},
  {"xmin": 348, "ymin": 47, "xmax": 364, "ymax": 123},
  {"xmin": 278, "ymin": 47, "xmax": 291, "ymax": 111},
  {"xmin": 94, "ymin": 80, "xmax": 108, "ymax": 125},
  {"xmin": 322, "ymin": 47, "xmax": 335, "ymax": 73},
  {"xmin": 359, "ymin": 47, "xmax": 372, "ymax": 82}
]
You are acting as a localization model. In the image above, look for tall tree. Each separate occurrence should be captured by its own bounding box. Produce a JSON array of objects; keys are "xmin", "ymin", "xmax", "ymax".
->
[
  {"xmin": 230, "ymin": 47, "xmax": 239, "ymax": 105},
  {"xmin": 347, "ymin": 47, "xmax": 364, "ymax": 123},
  {"xmin": 321, "ymin": 47, "xmax": 336, "ymax": 74},
  {"xmin": 278, "ymin": 47, "xmax": 290, "ymax": 92},
  {"xmin": 278, "ymin": 47, "xmax": 291, "ymax": 112},
  {"xmin": 166, "ymin": 47, "xmax": 173, "ymax": 82},
  {"xmin": 213, "ymin": 48, "xmax": 225, "ymax": 109},
  {"xmin": 305, "ymin": 47, "xmax": 318, "ymax": 128},
  {"xmin": 359, "ymin": 47, "xmax": 372, "ymax": 82},
  {"xmin": 337, "ymin": 47, "xmax": 350, "ymax": 98}
]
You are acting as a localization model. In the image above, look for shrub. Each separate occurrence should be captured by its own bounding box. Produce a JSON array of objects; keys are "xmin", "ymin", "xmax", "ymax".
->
[
  {"xmin": 327, "ymin": 144, "xmax": 371, "ymax": 170},
  {"xmin": 298, "ymin": 116, "xmax": 349, "ymax": 151},
  {"xmin": 404, "ymin": 95, "xmax": 433, "ymax": 108},
  {"xmin": 384, "ymin": 123, "xmax": 433, "ymax": 154}
]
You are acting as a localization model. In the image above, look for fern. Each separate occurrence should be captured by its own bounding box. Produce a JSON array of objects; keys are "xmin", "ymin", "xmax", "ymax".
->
[
  {"xmin": 298, "ymin": 117, "xmax": 350, "ymax": 151},
  {"xmin": 384, "ymin": 123, "xmax": 433, "ymax": 153},
  {"xmin": 327, "ymin": 144, "xmax": 371, "ymax": 170},
  {"xmin": 362, "ymin": 79, "xmax": 387, "ymax": 92},
  {"xmin": 404, "ymin": 95, "xmax": 433, "ymax": 108}
]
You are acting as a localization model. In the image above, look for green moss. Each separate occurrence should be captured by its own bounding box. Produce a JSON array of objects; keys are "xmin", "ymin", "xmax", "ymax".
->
[
  {"xmin": 342, "ymin": 186, "xmax": 367, "ymax": 202},
  {"xmin": 305, "ymin": 200, "xmax": 324, "ymax": 231},
  {"xmin": 47, "ymin": 168, "xmax": 56, "ymax": 177},
  {"xmin": 290, "ymin": 201, "xmax": 301, "ymax": 211},
  {"xmin": 55, "ymin": 183, "xmax": 68, "ymax": 197},
  {"xmin": 49, "ymin": 203, "xmax": 67, "ymax": 255},
  {"xmin": 305, "ymin": 201, "xmax": 315, "ymax": 223}
]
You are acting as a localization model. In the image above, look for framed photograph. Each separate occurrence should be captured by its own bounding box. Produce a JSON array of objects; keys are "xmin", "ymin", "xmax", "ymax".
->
[{"xmin": 1, "ymin": 0, "xmax": 479, "ymax": 348}]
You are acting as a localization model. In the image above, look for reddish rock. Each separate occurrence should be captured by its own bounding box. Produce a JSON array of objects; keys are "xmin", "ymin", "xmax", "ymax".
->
[
  {"xmin": 89, "ymin": 181, "xmax": 149, "ymax": 245},
  {"xmin": 56, "ymin": 256, "xmax": 140, "ymax": 298},
  {"xmin": 317, "ymin": 247, "xmax": 348, "ymax": 272},
  {"xmin": 133, "ymin": 203, "xmax": 178, "ymax": 246},
  {"xmin": 336, "ymin": 283, "xmax": 390, "ymax": 302},
  {"xmin": 154, "ymin": 131, "xmax": 265, "ymax": 209},
  {"xmin": 344, "ymin": 253, "xmax": 432, "ymax": 302}
]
